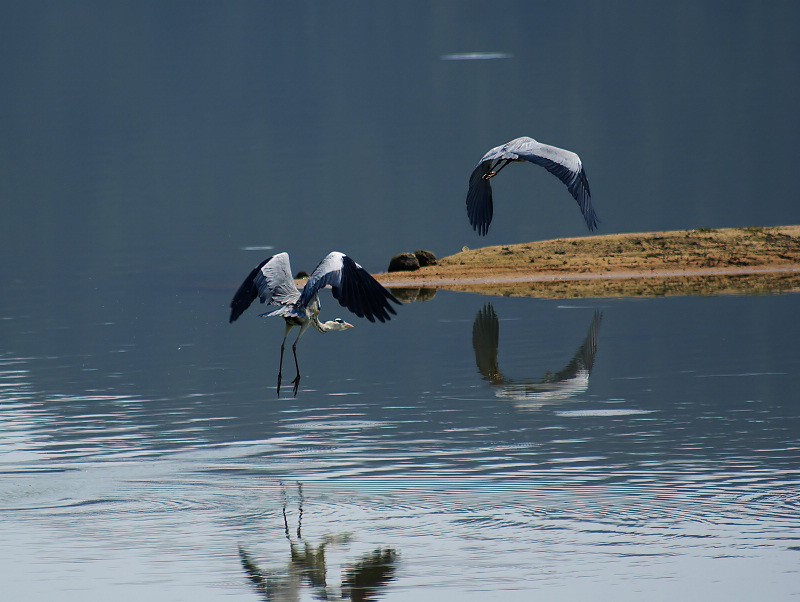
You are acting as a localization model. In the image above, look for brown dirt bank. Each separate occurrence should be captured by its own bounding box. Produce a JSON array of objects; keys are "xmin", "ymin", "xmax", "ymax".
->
[{"xmin": 375, "ymin": 225, "xmax": 800, "ymax": 298}]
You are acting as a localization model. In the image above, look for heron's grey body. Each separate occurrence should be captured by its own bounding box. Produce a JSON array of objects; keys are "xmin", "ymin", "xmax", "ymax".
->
[
  {"xmin": 466, "ymin": 136, "xmax": 598, "ymax": 236},
  {"xmin": 230, "ymin": 251, "xmax": 400, "ymax": 395}
]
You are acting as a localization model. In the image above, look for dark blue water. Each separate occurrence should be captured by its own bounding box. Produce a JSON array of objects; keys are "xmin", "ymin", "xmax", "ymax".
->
[{"xmin": 1, "ymin": 2, "xmax": 799, "ymax": 600}]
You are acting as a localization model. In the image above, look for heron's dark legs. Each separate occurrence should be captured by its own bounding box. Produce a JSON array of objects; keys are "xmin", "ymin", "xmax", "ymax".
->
[
  {"xmin": 277, "ymin": 323, "xmax": 294, "ymax": 396},
  {"xmin": 288, "ymin": 321, "xmax": 311, "ymax": 397},
  {"xmin": 277, "ymin": 339, "xmax": 287, "ymax": 396},
  {"xmin": 290, "ymin": 338, "xmax": 301, "ymax": 396},
  {"xmin": 483, "ymin": 159, "xmax": 510, "ymax": 180},
  {"xmin": 277, "ymin": 320, "xmax": 309, "ymax": 397}
]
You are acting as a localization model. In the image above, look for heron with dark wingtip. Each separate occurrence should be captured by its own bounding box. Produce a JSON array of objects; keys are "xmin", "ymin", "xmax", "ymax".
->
[
  {"xmin": 230, "ymin": 251, "xmax": 401, "ymax": 396},
  {"xmin": 466, "ymin": 136, "xmax": 598, "ymax": 236}
]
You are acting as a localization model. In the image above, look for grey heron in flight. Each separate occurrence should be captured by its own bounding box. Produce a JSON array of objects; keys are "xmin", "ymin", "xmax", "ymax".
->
[
  {"xmin": 230, "ymin": 251, "xmax": 400, "ymax": 396},
  {"xmin": 466, "ymin": 136, "xmax": 598, "ymax": 236}
]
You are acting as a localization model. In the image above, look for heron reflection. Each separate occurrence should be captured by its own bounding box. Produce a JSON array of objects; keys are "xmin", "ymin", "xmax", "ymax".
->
[
  {"xmin": 472, "ymin": 304, "xmax": 602, "ymax": 407},
  {"xmin": 239, "ymin": 482, "xmax": 398, "ymax": 601}
]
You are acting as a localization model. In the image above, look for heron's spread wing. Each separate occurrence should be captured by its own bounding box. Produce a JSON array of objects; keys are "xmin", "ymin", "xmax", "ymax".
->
[
  {"xmin": 466, "ymin": 162, "xmax": 494, "ymax": 236},
  {"xmin": 229, "ymin": 256, "xmax": 271, "ymax": 323},
  {"xmin": 466, "ymin": 139, "xmax": 529, "ymax": 235},
  {"xmin": 299, "ymin": 252, "xmax": 401, "ymax": 323},
  {"xmin": 228, "ymin": 253, "xmax": 301, "ymax": 323},
  {"xmin": 514, "ymin": 140, "xmax": 598, "ymax": 231},
  {"xmin": 253, "ymin": 252, "xmax": 302, "ymax": 306}
]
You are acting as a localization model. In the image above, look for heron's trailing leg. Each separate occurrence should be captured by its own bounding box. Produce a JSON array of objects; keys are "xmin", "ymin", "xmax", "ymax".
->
[
  {"xmin": 281, "ymin": 320, "xmax": 310, "ymax": 397},
  {"xmin": 277, "ymin": 340, "xmax": 287, "ymax": 396},
  {"xmin": 290, "ymin": 338, "xmax": 302, "ymax": 396},
  {"xmin": 277, "ymin": 323, "xmax": 294, "ymax": 396},
  {"xmin": 483, "ymin": 159, "xmax": 511, "ymax": 180}
]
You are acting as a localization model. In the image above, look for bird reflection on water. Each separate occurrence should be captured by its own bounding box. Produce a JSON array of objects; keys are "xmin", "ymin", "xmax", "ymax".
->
[
  {"xmin": 239, "ymin": 483, "xmax": 398, "ymax": 601},
  {"xmin": 472, "ymin": 304, "xmax": 602, "ymax": 407}
]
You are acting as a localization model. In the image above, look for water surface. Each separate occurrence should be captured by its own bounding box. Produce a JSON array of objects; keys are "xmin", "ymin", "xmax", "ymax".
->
[{"xmin": 2, "ymin": 292, "xmax": 799, "ymax": 600}]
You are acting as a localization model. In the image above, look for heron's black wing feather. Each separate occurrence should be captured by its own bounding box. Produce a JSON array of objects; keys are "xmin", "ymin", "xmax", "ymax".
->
[
  {"xmin": 301, "ymin": 253, "xmax": 400, "ymax": 323},
  {"xmin": 336, "ymin": 255, "xmax": 399, "ymax": 323},
  {"xmin": 466, "ymin": 162, "xmax": 494, "ymax": 236},
  {"xmin": 348, "ymin": 258, "xmax": 383, "ymax": 321},
  {"xmin": 229, "ymin": 257, "xmax": 272, "ymax": 323}
]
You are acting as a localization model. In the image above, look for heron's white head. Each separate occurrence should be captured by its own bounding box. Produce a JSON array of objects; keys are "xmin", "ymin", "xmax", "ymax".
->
[{"xmin": 323, "ymin": 318, "xmax": 354, "ymax": 332}]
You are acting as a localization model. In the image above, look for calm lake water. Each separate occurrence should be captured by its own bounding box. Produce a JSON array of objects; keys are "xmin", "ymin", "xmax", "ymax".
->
[{"xmin": 2, "ymin": 2, "xmax": 800, "ymax": 600}]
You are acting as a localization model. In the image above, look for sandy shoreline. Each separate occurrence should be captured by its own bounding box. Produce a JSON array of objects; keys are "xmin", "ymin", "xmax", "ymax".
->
[{"xmin": 374, "ymin": 225, "xmax": 800, "ymax": 298}]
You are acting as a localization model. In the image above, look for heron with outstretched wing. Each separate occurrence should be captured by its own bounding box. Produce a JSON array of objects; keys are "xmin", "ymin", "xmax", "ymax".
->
[
  {"xmin": 466, "ymin": 136, "xmax": 598, "ymax": 236},
  {"xmin": 230, "ymin": 251, "xmax": 400, "ymax": 396}
]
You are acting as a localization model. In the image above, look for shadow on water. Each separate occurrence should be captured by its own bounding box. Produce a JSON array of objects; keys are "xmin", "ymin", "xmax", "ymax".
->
[
  {"xmin": 239, "ymin": 483, "xmax": 398, "ymax": 602},
  {"xmin": 472, "ymin": 303, "xmax": 602, "ymax": 408}
]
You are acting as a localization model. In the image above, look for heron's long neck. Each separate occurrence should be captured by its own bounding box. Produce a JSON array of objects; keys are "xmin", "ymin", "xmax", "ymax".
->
[
  {"xmin": 311, "ymin": 315, "xmax": 330, "ymax": 334},
  {"xmin": 305, "ymin": 296, "xmax": 329, "ymax": 334}
]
